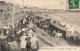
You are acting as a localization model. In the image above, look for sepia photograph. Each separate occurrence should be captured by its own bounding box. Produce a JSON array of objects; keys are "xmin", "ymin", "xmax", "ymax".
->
[{"xmin": 0, "ymin": 0, "xmax": 80, "ymax": 51}]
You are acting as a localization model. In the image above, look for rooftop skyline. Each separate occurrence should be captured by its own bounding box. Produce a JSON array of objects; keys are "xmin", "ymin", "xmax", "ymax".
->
[{"xmin": 1, "ymin": 0, "xmax": 67, "ymax": 9}]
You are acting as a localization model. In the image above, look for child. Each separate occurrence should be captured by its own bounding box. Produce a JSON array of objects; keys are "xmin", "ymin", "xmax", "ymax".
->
[{"xmin": 20, "ymin": 33, "xmax": 27, "ymax": 51}]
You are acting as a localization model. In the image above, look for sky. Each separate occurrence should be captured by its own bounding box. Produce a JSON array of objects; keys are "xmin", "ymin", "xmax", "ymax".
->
[{"xmin": 0, "ymin": 0, "xmax": 67, "ymax": 9}]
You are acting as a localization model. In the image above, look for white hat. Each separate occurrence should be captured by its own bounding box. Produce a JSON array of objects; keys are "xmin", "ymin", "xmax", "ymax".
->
[
  {"xmin": 29, "ymin": 30, "xmax": 33, "ymax": 33},
  {"xmin": 22, "ymin": 28, "xmax": 26, "ymax": 31},
  {"xmin": 18, "ymin": 30, "xmax": 21, "ymax": 33},
  {"xmin": 4, "ymin": 26, "xmax": 7, "ymax": 29},
  {"xmin": 17, "ymin": 21, "xmax": 19, "ymax": 23},
  {"xmin": 17, "ymin": 30, "xmax": 21, "ymax": 34}
]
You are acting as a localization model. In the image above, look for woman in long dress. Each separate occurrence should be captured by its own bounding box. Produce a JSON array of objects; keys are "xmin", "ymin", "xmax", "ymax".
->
[
  {"xmin": 30, "ymin": 32, "xmax": 38, "ymax": 51},
  {"xmin": 20, "ymin": 33, "xmax": 27, "ymax": 51},
  {"xmin": 25, "ymin": 30, "xmax": 33, "ymax": 51}
]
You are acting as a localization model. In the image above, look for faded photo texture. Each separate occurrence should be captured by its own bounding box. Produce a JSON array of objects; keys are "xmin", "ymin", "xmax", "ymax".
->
[{"xmin": 0, "ymin": 0, "xmax": 80, "ymax": 51}]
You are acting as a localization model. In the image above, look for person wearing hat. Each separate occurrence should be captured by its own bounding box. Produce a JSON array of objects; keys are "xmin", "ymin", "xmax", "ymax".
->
[
  {"xmin": 6, "ymin": 23, "xmax": 13, "ymax": 36},
  {"xmin": 30, "ymin": 32, "xmax": 38, "ymax": 51},
  {"xmin": 26, "ymin": 30, "xmax": 35, "ymax": 51},
  {"xmin": 20, "ymin": 33, "xmax": 27, "ymax": 51},
  {"xmin": 16, "ymin": 29, "xmax": 22, "ymax": 46},
  {"xmin": 22, "ymin": 28, "xmax": 26, "ymax": 32},
  {"xmin": 3, "ymin": 25, "xmax": 7, "ymax": 36},
  {"xmin": 16, "ymin": 21, "xmax": 21, "ymax": 27},
  {"xmin": 28, "ymin": 30, "xmax": 33, "ymax": 38}
]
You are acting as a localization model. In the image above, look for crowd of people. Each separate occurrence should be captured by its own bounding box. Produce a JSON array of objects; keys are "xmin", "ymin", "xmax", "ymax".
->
[
  {"xmin": 0, "ymin": 12, "xmax": 80, "ymax": 51},
  {"xmin": 0, "ymin": 15, "xmax": 39, "ymax": 51},
  {"xmin": 52, "ymin": 20, "xmax": 75, "ymax": 34},
  {"xmin": 33, "ymin": 15, "xmax": 80, "ymax": 45},
  {"xmin": 51, "ymin": 19, "xmax": 80, "ymax": 44}
]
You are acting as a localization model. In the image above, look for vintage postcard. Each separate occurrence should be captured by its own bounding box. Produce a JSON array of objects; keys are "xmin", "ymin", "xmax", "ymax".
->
[{"xmin": 0, "ymin": 0, "xmax": 80, "ymax": 51}]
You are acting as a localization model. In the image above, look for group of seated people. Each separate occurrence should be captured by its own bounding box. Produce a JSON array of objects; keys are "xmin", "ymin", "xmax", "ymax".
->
[
  {"xmin": 51, "ymin": 20, "xmax": 80, "ymax": 45},
  {"xmin": 52, "ymin": 20, "xmax": 75, "ymax": 34},
  {"xmin": 34, "ymin": 16, "xmax": 80, "ymax": 45}
]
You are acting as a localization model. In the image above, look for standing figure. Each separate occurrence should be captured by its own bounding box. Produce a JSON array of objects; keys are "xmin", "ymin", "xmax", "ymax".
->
[
  {"xmin": 3, "ymin": 25, "xmax": 7, "ymax": 36},
  {"xmin": 26, "ymin": 35, "xmax": 31, "ymax": 51},
  {"xmin": 26, "ymin": 30, "xmax": 34, "ymax": 51},
  {"xmin": 30, "ymin": 32, "xmax": 38, "ymax": 51},
  {"xmin": 52, "ymin": 30, "xmax": 57, "ymax": 37},
  {"xmin": 20, "ymin": 33, "xmax": 27, "ymax": 51}
]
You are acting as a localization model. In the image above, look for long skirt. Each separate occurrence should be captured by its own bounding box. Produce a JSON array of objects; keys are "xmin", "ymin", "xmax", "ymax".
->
[{"xmin": 20, "ymin": 40, "xmax": 27, "ymax": 48}]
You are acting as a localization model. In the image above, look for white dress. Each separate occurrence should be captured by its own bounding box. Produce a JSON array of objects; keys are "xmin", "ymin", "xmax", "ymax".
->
[
  {"xmin": 30, "ymin": 35, "xmax": 38, "ymax": 49},
  {"xmin": 20, "ymin": 36, "xmax": 27, "ymax": 48}
]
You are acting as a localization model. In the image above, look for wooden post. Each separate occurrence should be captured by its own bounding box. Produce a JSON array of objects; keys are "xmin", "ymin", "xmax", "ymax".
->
[
  {"xmin": 12, "ymin": 6, "xmax": 15, "ymax": 29},
  {"xmin": 12, "ymin": 6, "xmax": 15, "ymax": 35}
]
